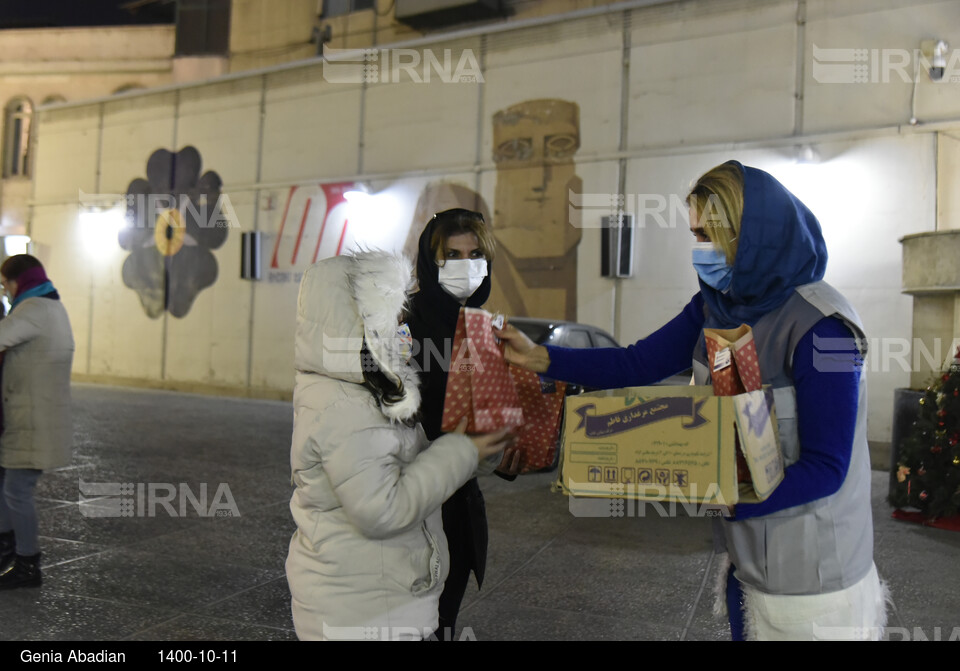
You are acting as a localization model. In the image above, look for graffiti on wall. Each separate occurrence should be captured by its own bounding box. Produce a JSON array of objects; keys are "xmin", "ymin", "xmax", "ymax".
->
[
  {"xmin": 488, "ymin": 99, "xmax": 582, "ymax": 321},
  {"xmin": 119, "ymin": 146, "xmax": 229, "ymax": 318},
  {"xmin": 265, "ymin": 181, "xmax": 362, "ymax": 284}
]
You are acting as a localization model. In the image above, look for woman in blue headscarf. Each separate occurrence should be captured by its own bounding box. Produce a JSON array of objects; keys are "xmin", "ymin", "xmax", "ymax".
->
[{"xmin": 495, "ymin": 161, "xmax": 887, "ymax": 641}]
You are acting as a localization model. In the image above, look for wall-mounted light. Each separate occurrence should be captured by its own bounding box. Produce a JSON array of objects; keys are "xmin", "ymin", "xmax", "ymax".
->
[
  {"xmin": 795, "ymin": 144, "xmax": 821, "ymax": 165},
  {"xmin": 921, "ymin": 39, "xmax": 950, "ymax": 81},
  {"xmin": 600, "ymin": 213, "xmax": 634, "ymax": 278},
  {"xmin": 79, "ymin": 205, "xmax": 126, "ymax": 258},
  {"xmin": 241, "ymin": 231, "xmax": 261, "ymax": 280},
  {"xmin": 3, "ymin": 235, "xmax": 31, "ymax": 257}
]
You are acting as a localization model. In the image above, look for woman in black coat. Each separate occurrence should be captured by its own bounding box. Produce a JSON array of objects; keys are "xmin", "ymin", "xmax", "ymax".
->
[{"xmin": 407, "ymin": 208, "xmax": 520, "ymax": 640}]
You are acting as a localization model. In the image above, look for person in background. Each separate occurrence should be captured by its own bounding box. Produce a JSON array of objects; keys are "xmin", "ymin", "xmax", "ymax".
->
[
  {"xmin": 285, "ymin": 250, "xmax": 511, "ymax": 640},
  {"xmin": 495, "ymin": 161, "xmax": 887, "ymax": 641},
  {"xmin": 406, "ymin": 209, "xmax": 521, "ymax": 640},
  {"xmin": 0, "ymin": 254, "xmax": 74, "ymax": 590}
]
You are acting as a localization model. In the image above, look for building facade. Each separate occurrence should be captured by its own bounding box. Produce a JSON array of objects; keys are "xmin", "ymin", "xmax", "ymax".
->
[{"xmin": 23, "ymin": 0, "xmax": 960, "ymax": 459}]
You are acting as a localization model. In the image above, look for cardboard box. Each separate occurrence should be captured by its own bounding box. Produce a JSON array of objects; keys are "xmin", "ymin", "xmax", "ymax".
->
[{"xmin": 556, "ymin": 385, "xmax": 784, "ymax": 507}]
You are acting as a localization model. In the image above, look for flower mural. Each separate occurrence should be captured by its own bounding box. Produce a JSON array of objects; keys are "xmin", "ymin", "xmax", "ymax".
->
[{"xmin": 119, "ymin": 146, "xmax": 228, "ymax": 318}]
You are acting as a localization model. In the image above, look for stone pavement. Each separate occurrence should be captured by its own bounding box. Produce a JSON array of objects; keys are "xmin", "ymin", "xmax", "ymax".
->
[{"xmin": 0, "ymin": 384, "xmax": 956, "ymax": 641}]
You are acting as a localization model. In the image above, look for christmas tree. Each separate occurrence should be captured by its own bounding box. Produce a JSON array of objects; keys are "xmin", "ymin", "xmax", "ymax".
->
[{"xmin": 889, "ymin": 346, "xmax": 960, "ymax": 520}]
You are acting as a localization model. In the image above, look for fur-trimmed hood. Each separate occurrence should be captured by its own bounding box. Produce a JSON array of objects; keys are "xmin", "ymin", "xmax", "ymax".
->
[{"xmin": 295, "ymin": 251, "xmax": 420, "ymax": 422}]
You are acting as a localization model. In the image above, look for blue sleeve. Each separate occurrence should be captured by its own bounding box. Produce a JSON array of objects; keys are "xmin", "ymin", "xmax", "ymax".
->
[
  {"xmin": 544, "ymin": 294, "xmax": 705, "ymax": 390},
  {"xmin": 732, "ymin": 316, "xmax": 861, "ymax": 520}
]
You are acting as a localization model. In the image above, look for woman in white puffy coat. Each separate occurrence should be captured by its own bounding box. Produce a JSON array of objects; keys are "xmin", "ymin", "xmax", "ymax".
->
[{"xmin": 285, "ymin": 251, "xmax": 510, "ymax": 641}]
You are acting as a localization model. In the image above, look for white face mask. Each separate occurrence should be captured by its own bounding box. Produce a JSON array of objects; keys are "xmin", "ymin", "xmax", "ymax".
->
[{"xmin": 438, "ymin": 258, "xmax": 487, "ymax": 302}]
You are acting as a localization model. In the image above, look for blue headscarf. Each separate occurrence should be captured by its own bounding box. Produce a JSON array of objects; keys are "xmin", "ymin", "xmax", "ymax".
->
[{"xmin": 700, "ymin": 161, "xmax": 828, "ymax": 329}]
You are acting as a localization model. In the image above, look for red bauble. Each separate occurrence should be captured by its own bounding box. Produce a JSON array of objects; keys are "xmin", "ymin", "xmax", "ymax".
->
[{"xmin": 932, "ymin": 446, "xmax": 943, "ymax": 454}]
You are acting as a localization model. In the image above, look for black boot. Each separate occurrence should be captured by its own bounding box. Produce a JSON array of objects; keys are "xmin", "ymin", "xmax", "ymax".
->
[
  {"xmin": 0, "ymin": 552, "xmax": 41, "ymax": 590},
  {"xmin": 0, "ymin": 531, "xmax": 13, "ymax": 573}
]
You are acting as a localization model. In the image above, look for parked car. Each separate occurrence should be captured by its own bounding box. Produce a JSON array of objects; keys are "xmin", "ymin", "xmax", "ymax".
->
[{"xmin": 506, "ymin": 317, "xmax": 692, "ymax": 472}]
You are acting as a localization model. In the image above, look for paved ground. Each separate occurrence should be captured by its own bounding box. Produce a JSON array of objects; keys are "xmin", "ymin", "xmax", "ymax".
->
[{"xmin": 0, "ymin": 383, "xmax": 957, "ymax": 641}]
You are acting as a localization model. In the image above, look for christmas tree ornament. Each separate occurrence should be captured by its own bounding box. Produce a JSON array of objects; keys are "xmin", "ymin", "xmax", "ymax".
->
[{"xmin": 889, "ymin": 346, "xmax": 960, "ymax": 519}]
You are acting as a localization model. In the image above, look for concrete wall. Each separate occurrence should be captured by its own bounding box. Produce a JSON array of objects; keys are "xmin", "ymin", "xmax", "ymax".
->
[{"xmin": 30, "ymin": 0, "xmax": 960, "ymax": 446}]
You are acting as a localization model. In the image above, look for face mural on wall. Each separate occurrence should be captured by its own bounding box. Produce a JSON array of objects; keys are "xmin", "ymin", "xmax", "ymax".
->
[
  {"xmin": 489, "ymin": 99, "xmax": 582, "ymax": 321},
  {"xmin": 119, "ymin": 146, "xmax": 228, "ymax": 318}
]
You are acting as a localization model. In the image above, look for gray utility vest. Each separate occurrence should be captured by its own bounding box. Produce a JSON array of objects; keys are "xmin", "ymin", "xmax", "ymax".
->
[{"xmin": 692, "ymin": 281, "xmax": 874, "ymax": 595}]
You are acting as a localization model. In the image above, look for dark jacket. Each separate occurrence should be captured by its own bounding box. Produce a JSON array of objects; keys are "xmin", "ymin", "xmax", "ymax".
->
[{"xmin": 407, "ymin": 217, "xmax": 493, "ymax": 589}]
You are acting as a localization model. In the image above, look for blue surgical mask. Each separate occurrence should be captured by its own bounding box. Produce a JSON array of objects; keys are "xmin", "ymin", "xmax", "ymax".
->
[{"xmin": 692, "ymin": 242, "xmax": 733, "ymax": 292}]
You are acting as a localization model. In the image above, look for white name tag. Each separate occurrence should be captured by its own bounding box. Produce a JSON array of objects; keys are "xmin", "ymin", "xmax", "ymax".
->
[{"xmin": 713, "ymin": 347, "xmax": 732, "ymax": 372}]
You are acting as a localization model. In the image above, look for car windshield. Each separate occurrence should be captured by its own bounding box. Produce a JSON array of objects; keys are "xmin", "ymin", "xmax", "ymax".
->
[{"xmin": 512, "ymin": 321, "xmax": 552, "ymax": 345}]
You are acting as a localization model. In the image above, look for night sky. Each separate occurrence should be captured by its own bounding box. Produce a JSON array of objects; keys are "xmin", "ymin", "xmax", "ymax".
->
[{"xmin": 0, "ymin": 0, "xmax": 175, "ymax": 29}]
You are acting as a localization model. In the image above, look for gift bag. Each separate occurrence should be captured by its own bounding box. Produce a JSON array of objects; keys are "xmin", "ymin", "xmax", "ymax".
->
[
  {"xmin": 441, "ymin": 308, "xmax": 525, "ymax": 434},
  {"xmin": 703, "ymin": 324, "xmax": 762, "ymax": 394},
  {"xmin": 704, "ymin": 324, "xmax": 763, "ymax": 485},
  {"xmin": 509, "ymin": 366, "xmax": 566, "ymax": 473}
]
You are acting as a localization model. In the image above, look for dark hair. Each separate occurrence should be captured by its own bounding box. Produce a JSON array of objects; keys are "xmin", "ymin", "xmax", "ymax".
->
[
  {"xmin": 0, "ymin": 254, "xmax": 43, "ymax": 281},
  {"xmin": 429, "ymin": 208, "xmax": 496, "ymax": 264},
  {"xmin": 360, "ymin": 341, "xmax": 414, "ymax": 423}
]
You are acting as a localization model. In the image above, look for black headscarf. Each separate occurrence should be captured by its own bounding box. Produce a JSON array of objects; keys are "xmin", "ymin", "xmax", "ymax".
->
[{"xmin": 407, "ymin": 210, "xmax": 492, "ymax": 440}]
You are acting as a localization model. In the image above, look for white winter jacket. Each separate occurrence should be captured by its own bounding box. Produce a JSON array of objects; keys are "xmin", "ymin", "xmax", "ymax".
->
[
  {"xmin": 0, "ymin": 296, "xmax": 74, "ymax": 470},
  {"xmin": 285, "ymin": 252, "xmax": 479, "ymax": 641}
]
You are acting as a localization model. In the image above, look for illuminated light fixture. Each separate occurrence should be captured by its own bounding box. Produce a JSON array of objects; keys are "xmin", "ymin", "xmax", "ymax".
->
[
  {"xmin": 795, "ymin": 144, "xmax": 821, "ymax": 165},
  {"xmin": 343, "ymin": 183, "xmax": 371, "ymax": 202},
  {"xmin": 4, "ymin": 235, "xmax": 31, "ymax": 257},
  {"xmin": 79, "ymin": 204, "xmax": 127, "ymax": 258}
]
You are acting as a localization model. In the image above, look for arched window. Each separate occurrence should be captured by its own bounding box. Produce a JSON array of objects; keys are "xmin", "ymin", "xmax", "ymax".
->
[{"xmin": 3, "ymin": 97, "xmax": 33, "ymax": 178}]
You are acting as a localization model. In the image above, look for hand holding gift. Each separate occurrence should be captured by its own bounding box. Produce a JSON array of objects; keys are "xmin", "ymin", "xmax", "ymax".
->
[{"xmin": 442, "ymin": 308, "xmax": 565, "ymax": 473}]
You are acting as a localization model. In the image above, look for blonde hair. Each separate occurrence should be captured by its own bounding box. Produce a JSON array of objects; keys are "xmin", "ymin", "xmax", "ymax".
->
[
  {"xmin": 429, "ymin": 208, "xmax": 496, "ymax": 264},
  {"xmin": 687, "ymin": 162, "xmax": 744, "ymax": 265}
]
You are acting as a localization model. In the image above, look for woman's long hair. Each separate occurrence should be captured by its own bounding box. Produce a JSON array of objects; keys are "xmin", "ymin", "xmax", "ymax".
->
[{"xmin": 360, "ymin": 340, "xmax": 415, "ymax": 425}]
